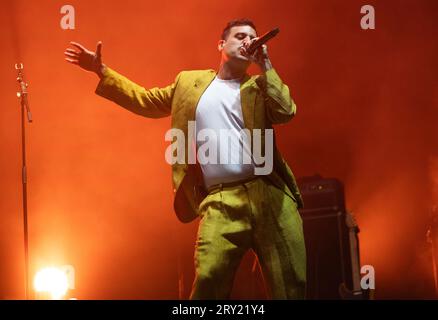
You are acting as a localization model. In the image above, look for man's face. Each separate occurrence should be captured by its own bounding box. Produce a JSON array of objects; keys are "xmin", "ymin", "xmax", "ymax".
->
[{"xmin": 218, "ymin": 25, "xmax": 257, "ymax": 64}]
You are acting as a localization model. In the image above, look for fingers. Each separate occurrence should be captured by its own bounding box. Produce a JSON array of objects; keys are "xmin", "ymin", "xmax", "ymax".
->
[
  {"xmin": 242, "ymin": 39, "xmax": 252, "ymax": 49},
  {"xmin": 96, "ymin": 41, "xmax": 102, "ymax": 58},
  {"xmin": 64, "ymin": 48, "xmax": 80, "ymax": 62},
  {"xmin": 65, "ymin": 58, "xmax": 79, "ymax": 65},
  {"xmin": 243, "ymin": 37, "xmax": 258, "ymax": 50},
  {"xmin": 70, "ymin": 41, "xmax": 86, "ymax": 52},
  {"xmin": 240, "ymin": 38, "xmax": 264, "ymax": 56},
  {"xmin": 253, "ymin": 44, "xmax": 268, "ymax": 58},
  {"xmin": 65, "ymin": 48, "xmax": 79, "ymax": 55},
  {"xmin": 64, "ymin": 51, "xmax": 78, "ymax": 58}
]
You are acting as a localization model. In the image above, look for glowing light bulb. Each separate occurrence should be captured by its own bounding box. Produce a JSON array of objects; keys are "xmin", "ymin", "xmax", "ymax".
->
[{"xmin": 34, "ymin": 267, "xmax": 69, "ymax": 300}]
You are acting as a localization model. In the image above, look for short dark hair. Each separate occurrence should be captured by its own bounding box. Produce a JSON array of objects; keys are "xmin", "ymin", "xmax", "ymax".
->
[{"xmin": 221, "ymin": 18, "xmax": 257, "ymax": 40}]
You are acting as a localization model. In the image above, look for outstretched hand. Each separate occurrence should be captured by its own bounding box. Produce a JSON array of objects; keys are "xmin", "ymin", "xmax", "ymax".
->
[{"xmin": 64, "ymin": 41, "xmax": 105, "ymax": 77}]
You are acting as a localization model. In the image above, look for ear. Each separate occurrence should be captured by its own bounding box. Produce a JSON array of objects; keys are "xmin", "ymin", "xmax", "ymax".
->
[{"xmin": 217, "ymin": 39, "xmax": 225, "ymax": 52}]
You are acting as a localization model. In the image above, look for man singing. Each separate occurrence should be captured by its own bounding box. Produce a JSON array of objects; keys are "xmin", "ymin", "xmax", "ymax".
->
[{"xmin": 64, "ymin": 18, "xmax": 306, "ymax": 299}]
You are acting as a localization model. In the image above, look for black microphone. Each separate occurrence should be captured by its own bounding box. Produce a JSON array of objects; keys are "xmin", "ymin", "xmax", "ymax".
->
[{"xmin": 246, "ymin": 27, "xmax": 280, "ymax": 55}]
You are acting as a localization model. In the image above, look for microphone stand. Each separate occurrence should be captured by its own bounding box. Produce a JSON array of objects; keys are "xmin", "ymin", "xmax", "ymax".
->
[
  {"xmin": 427, "ymin": 206, "xmax": 438, "ymax": 298},
  {"xmin": 15, "ymin": 63, "xmax": 32, "ymax": 300}
]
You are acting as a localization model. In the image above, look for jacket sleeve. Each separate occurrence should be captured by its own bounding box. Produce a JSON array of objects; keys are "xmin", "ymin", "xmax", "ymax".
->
[
  {"xmin": 95, "ymin": 67, "xmax": 181, "ymax": 118},
  {"xmin": 256, "ymin": 68, "xmax": 297, "ymax": 124}
]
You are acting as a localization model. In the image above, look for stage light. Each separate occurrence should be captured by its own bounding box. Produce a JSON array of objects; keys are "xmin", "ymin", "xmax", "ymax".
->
[{"xmin": 33, "ymin": 267, "xmax": 69, "ymax": 300}]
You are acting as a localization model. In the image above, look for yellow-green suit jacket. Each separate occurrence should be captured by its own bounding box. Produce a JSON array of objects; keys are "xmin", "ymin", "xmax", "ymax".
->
[{"xmin": 95, "ymin": 67, "xmax": 303, "ymax": 223}]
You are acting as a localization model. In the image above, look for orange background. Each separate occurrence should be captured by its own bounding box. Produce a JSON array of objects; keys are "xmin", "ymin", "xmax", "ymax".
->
[{"xmin": 0, "ymin": 0, "xmax": 437, "ymax": 299}]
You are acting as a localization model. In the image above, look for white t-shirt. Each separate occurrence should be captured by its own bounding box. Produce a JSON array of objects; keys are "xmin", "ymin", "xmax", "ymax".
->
[{"xmin": 195, "ymin": 76, "xmax": 255, "ymax": 189}]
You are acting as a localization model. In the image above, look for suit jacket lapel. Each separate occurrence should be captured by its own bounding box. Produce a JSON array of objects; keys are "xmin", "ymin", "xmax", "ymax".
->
[{"xmin": 186, "ymin": 70, "xmax": 217, "ymax": 121}]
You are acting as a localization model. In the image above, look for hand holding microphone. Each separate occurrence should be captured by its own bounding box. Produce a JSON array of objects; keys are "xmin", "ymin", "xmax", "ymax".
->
[{"xmin": 240, "ymin": 27, "xmax": 279, "ymax": 70}]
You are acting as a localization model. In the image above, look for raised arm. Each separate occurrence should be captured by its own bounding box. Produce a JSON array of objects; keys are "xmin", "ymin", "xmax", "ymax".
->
[
  {"xmin": 64, "ymin": 41, "xmax": 179, "ymax": 118},
  {"xmin": 240, "ymin": 40, "xmax": 297, "ymax": 124}
]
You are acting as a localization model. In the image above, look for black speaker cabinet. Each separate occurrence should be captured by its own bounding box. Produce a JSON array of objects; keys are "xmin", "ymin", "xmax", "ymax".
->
[{"xmin": 298, "ymin": 175, "xmax": 364, "ymax": 299}]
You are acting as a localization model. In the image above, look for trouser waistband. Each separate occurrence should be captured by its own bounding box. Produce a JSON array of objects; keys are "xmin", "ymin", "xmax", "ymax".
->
[{"xmin": 206, "ymin": 176, "xmax": 261, "ymax": 194}]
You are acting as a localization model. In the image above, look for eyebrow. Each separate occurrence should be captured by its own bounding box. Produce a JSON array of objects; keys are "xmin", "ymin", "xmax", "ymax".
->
[{"xmin": 235, "ymin": 32, "xmax": 256, "ymax": 39}]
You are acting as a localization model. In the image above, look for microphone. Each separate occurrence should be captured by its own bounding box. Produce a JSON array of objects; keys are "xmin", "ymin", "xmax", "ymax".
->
[{"xmin": 246, "ymin": 27, "xmax": 280, "ymax": 55}]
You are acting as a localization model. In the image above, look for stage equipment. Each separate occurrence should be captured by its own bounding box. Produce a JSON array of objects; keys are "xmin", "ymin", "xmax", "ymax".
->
[
  {"xmin": 15, "ymin": 63, "xmax": 33, "ymax": 299},
  {"xmin": 298, "ymin": 175, "xmax": 365, "ymax": 299}
]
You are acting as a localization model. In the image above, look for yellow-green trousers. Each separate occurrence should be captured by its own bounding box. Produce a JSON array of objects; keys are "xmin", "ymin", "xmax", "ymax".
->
[{"xmin": 190, "ymin": 177, "xmax": 306, "ymax": 299}]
